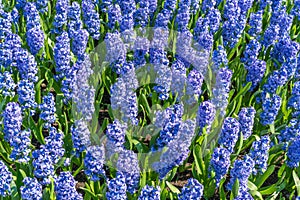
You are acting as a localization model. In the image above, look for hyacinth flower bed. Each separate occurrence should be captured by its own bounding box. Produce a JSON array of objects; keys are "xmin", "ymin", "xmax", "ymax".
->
[{"xmin": 1, "ymin": 0, "xmax": 300, "ymax": 199}]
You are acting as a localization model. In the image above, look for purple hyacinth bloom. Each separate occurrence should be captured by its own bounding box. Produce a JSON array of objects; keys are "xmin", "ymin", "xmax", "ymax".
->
[
  {"xmin": 118, "ymin": 0, "xmax": 136, "ymax": 14},
  {"xmin": 39, "ymin": 93, "xmax": 56, "ymax": 129},
  {"xmin": 278, "ymin": 119, "xmax": 300, "ymax": 149},
  {"xmin": 52, "ymin": 0, "xmax": 68, "ymax": 34},
  {"xmin": 72, "ymin": 29, "xmax": 89, "ymax": 59},
  {"xmin": 238, "ymin": 0, "xmax": 254, "ymax": 14},
  {"xmin": 241, "ymin": 39, "xmax": 261, "ymax": 66},
  {"xmin": 21, "ymin": 177, "xmax": 43, "ymax": 200},
  {"xmin": 218, "ymin": 117, "xmax": 240, "ymax": 153},
  {"xmin": 3, "ymin": 102, "xmax": 22, "ymax": 143},
  {"xmin": 108, "ymin": 4, "xmax": 122, "ymax": 30},
  {"xmin": 249, "ymin": 135, "xmax": 270, "ymax": 175},
  {"xmin": 212, "ymin": 67, "xmax": 232, "ymax": 116},
  {"xmin": 67, "ymin": 2, "xmax": 83, "ymax": 39},
  {"xmin": 261, "ymin": 24, "xmax": 280, "ymax": 48},
  {"xmin": 194, "ymin": 18, "xmax": 213, "ymax": 51},
  {"xmin": 43, "ymin": 127, "xmax": 65, "ymax": 164},
  {"xmin": 155, "ymin": 9, "xmax": 171, "ymax": 28},
  {"xmin": 292, "ymin": 0, "xmax": 300, "ymax": 19},
  {"xmin": 26, "ymin": 27, "xmax": 44, "ymax": 55},
  {"xmin": 212, "ymin": 45, "xmax": 228, "ymax": 71},
  {"xmin": 170, "ymin": 59, "xmax": 187, "ymax": 101},
  {"xmin": 71, "ymin": 119, "xmax": 91, "ymax": 156},
  {"xmin": 16, "ymin": 0, "xmax": 27, "ymax": 10},
  {"xmin": 32, "ymin": 148, "xmax": 55, "ymax": 185},
  {"xmin": 138, "ymin": 185, "xmax": 160, "ymax": 200},
  {"xmin": 54, "ymin": 31, "xmax": 71, "ymax": 80},
  {"xmin": 153, "ymin": 120, "xmax": 196, "ymax": 179},
  {"xmin": 288, "ymin": 82, "xmax": 300, "ymax": 117},
  {"xmin": 0, "ymin": 160, "xmax": 12, "ymax": 197},
  {"xmin": 120, "ymin": 14, "xmax": 134, "ymax": 32},
  {"xmin": 210, "ymin": 147, "xmax": 231, "ymax": 185},
  {"xmin": 287, "ymin": 136, "xmax": 300, "ymax": 168},
  {"xmin": 117, "ymin": 150, "xmax": 140, "ymax": 194},
  {"xmin": 164, "ymin": 0, "xmax": 177, "ymax": 16},
  {"xmin": 186, "ymin": 69, "xmax": 204, "ymax": 104},
  {"xmin": 82, "ymin": 0, "xmax": 101, "ymax": 39},
  {"xmin": 36, "ymin": 0, "xmax": 49, "ymax": 13},
  {"xmin": 197, "ymin": 101, "xmax": 216, "ymax": 133},
  {"xmin": 17, "ymin": 79, "xmax": 37, "ymax": 114},
  {"xmin": 175, "ymin": 5, "xmax": 190, "ymax": 31},
  {"xmin": 154, "ymin": 104, "xmax": 184, "ymax": 149},
  {"xmin": 248, "ymin": 11, "xmax": 263, "ymax": 37},
  {"xmin": 238, "ymin": 107, "xmax": 256, "ymax": 140},
  {"xmin": 263, "ymin": 69, "xmax": 288, "ymax": 94},
  {"xmin": 10, "ymin": 129, "xmax": 31, "ymax": 163},
  {"xmin": 84, "ymin": 145, "xmax": 106, "ymax": 181},
  {"xmin": 207, "ymin": 8, "xmax": 221, "ymax": 34},
  {"xmin": 55, "ymin": 172, "xmax": 83, "ymax": 200},
  {"xmin": 0, "ymin": 71, "xmax": 16, "ymax": 97},
  {"xmin": 15, "ymin": 49, "xmax": 38, "ymax": 83},
  {"xmin": 223, "ymin": 0, "xmax": 240, "ymax": 21},
  {"xmin": 245, "ymin": 59, "xmax": 266, "ymax": 90},
  {"xmin": 227, "ymin": 155, "xmax": 255, "ymax": 192},
  {"xmin": 134, "ymin": 1, "xmax": 149, "ymax": 27},
  {"xmin": 260, "ymin": 94, "xmax": 282, "ymax": 126},
  {"xmin": 271, "ymin": 36, "xmax": 299, "ymax": 65},
  {"xmin": 106, "ymin": 173, "xmax": 127, "ymax": 200},
  {"xmin": 234, "ymin": 190, "xmax": 254, "ymax": 200},
  {"xmin": 178, "ymin": 178, "xmax": 204, "ymax": 200},
  {"xmin": 134, "ymin": 36, "xmax": 150, "ymax": 68},
  {"xmin": 202, "ymin": 0, "xmax": 216, "ymax": 13}
]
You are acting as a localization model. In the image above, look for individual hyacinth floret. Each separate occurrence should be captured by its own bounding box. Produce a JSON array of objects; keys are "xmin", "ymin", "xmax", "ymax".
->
[
  {"xmin": 249, "ymin": 135, "xmax": 270, "ymax": 175},
  {"xmin": 0, "ymin": 160, "xmax": 13, "ymax": 197},
  {"xmin": 138, "ymin": 185, "xmax": 161, "ymax": 200},
  {"xmin": 84, "ymin": 145, "xmax": 106, "ymax": 181},
  {"xmin": 178, "ymin": 178, "xmax": 204, "ymax": 200},
  {"xmin": 55, "ymin": 172, "xmax": 83, "ymax": 200},
  {"xmin": 20, "ymin": 177, "xmax": 43, "ymax": 200},
  {"xmin": 210, "ymin": 147, "xmax": 231, "ymax": 186},
  {"xmin": 238, "ymin": 107, "xmax": 256, "ymax": 139},
  {"xmin": 218, "ymin": 117, "xmax": 240, "ymax": 153},
  {"xmin": 39, "ymin": 93, "xmax": 56, "ymax": 129}
]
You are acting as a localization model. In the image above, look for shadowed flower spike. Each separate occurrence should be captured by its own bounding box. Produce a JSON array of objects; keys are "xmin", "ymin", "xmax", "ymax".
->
[
  {"xmin": 197, "ymin": 101, "xmax": 216, "ymax": 133},
  {"xmin": 178, "ymin": 178, "xmax": 204, "ymax": 200}
]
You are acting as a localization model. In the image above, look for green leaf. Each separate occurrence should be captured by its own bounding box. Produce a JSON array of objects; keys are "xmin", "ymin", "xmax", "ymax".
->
[
  {"xmin": 166, "ymin": 181, "xmax": 180, "ymax": 194},
  {"xmin": 255, "ymin": 165, "xmax": 275, "ymax": 188},
  {"xmin": 232, "ymin": 179, "xmax": 239, "ymax": 198},
  {"xmin": 293, "ymin": 170, "xmax": 300, "ymax": 195}
]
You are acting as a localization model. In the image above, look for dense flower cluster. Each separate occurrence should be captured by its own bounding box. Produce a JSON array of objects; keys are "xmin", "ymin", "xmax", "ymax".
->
[
  {"xmin": 3, "ymin": 102, "xmax": 22, "ymax": 143},
  {"xmin": 0, "ymin": 160, "xmax": 12, "ymax": 197},
  {"xmin": 55, "ymin": 172, "xmax": 83, "ymax": 200},
  {"xmin": 210, "ymin": 147, "xmax": 231, "ymax": 185},
  {"xmin": 197, "ymin": 101, "xmax": 216, "ymax": 133},
  {"xmin": 0, "ymin": 71, "xmax": 16, "ymax": 96},
  {"xmin": 106, "ymin": 173, "xmax": 127, "ymax": 200},
  {"xmin": 39, "ymin": 93, "xmax": 56, "ymax": 129},
  {"xmin": 178, "ymin": 178, "xmax": 204, "ymax": 200},
  {"xmin": 20, "ymin": 177, "xmax": 43, "ymax": 200},
  {"xmin": 54, "ymin": 32, "xmax": 71, "ymax": 80},
  {"xmin": 218, "ymin": 117, "xmax": 240, "ymax": 153},
  {"xmin": 238, "ymin": 107, "xmax": 256, "ymax": 139},
  {"xmin": 71, "ymin": 119, "xmax": 91, "ymax": 156},
  {"xmin": 249, "ymin": 136, "xmax": 270, "ymax": 175},
  {"xmin": 287, "ymin": 136, "xmax": 300, "ymax": 168},
  {"xmin": 52, "ymin": 0, "xmax": 68, "ymax": 34},
  {"xmin": 82, "ymin": 0, "xmax": 101, "ymax": 39},
  {"xmin": 84, "ymin": 145, "xmax": 106, "ymax": 181},
  {"xmin": 10, "ymin": 129, "xmax": 31, "ymax": 163},
  {"xmin": 260, "ymin": 94, "xmax": 282, "ymax": 126},
  {"xmin": 138, "ymin": 185, "xmax": 161, "ymax": 200}
]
